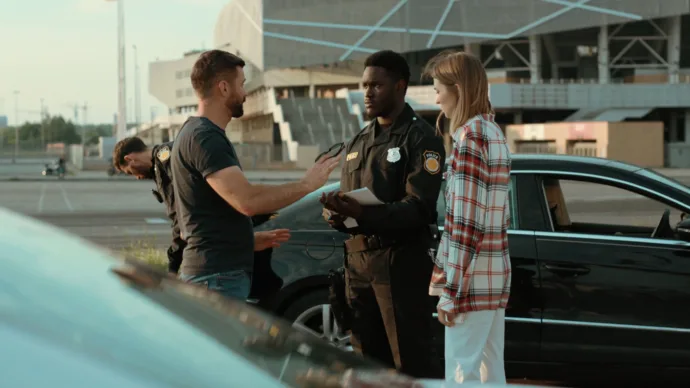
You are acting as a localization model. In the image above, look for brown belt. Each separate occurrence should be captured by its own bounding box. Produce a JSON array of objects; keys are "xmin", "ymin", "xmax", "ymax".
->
[{"xmin": 344, "ymin": 234, "xmax": 398, "ymax": 253}]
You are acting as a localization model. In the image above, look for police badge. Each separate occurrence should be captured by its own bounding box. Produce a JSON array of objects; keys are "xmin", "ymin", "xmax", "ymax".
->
[{"xmin": 423, "ymin": 150, "xmax": 441, "ymax": 174}]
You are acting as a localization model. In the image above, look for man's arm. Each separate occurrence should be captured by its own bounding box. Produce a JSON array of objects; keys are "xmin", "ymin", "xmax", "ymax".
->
[
  {"xmin": 193, "ymin": 130, "xmax": 339, "ymax": 216},
  {"xmin": 207, "ymin": 167, "xmax": 313, "ymax": 216},
  {"xmin": 355, "ymin": 134, "xmax": 445, "ymax": 231},
  {"xmin": 437, "ymin": 134, "xmax": 489, "ymax": 314}
]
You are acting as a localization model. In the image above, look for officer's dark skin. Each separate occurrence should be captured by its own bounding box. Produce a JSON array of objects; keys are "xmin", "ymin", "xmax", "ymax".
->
[{"xmin": 319, "ymin": 66, "xmax": 405, "ymax": 218}]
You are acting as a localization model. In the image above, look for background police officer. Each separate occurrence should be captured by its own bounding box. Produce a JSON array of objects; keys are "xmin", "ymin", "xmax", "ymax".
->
[
  {"xmin": 113, "ymin": 137, "xmax": 185, "ymax": 273},
  {"xmin": 321, "ymin": 50, "xmax": 445, "ymax": 379},
  {"xmin": 113, "ymin": 136, "xmax": 289, "ymax": 275}
]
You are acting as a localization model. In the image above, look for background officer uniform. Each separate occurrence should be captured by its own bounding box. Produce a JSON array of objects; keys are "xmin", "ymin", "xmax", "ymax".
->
[
  {"xmin": 150, "ymin": 142, "xmax": 185, "ymax": 274},
  {"xmin": 340, "ymin": 104, "xmax": 445, "ymax": 378}
]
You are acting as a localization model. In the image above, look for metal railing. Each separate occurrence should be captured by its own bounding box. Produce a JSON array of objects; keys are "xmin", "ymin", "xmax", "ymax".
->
[
  {"xmin": 514, "ymin": 143, "xmax": 558, "ymax": 154},
  {"xmin": 233, "ymin": 143, "xmax": 283, "ymax": 169}
]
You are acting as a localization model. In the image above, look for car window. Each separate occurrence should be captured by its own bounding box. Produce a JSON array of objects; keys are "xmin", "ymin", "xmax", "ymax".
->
[
  {"xmin": 436, "ymin": 176, "xmax": 518, "ymax": 229},
  {"xmin": 540, "ymin": 177, "xmax": 685, "ymax": 238}
]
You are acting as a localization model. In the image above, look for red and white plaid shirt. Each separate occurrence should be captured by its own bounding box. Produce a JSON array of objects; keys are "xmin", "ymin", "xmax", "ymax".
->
[{"xmin": 429, "ymin": 113, "xmax": 512, "ymax": 321}]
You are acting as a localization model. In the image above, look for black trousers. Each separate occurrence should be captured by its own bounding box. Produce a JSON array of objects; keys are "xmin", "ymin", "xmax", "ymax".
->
[{"xmin": 345, "ymin": 241, "xmax": 440, "ymax": 379}]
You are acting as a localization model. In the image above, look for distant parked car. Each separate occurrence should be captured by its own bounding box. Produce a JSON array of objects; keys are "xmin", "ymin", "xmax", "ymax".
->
[{"xmin": 249, "ymin": 154, "xmax": 690, "ymax": 386}]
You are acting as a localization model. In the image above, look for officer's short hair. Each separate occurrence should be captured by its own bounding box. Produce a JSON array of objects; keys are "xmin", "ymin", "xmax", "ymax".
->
[
  {"xmin": 364, "ymin": 50, "xmax": 411, "ymax": 90},
  {"xmin": 113, "ymin": 136, "xmax": 148, "ymax": 172},
  {"xmin": 191, "ymin": 50, "xmax": 246, "ymax": 98}
]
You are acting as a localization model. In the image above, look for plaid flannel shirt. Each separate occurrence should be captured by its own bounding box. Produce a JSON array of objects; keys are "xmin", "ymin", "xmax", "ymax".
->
[{"xmin": 429, "ymin": 113, "xmax": 512, "ymax": 321}]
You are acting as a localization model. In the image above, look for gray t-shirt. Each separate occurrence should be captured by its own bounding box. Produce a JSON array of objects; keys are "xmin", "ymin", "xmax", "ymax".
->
[{"xmin": 170, "ymin": 117, "xmax": 254, "ymax": 276}]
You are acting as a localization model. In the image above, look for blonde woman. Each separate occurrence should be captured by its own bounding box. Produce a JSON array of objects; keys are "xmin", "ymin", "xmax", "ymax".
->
[{"xmin": 424, "ymin": 51, "xmax": 512, "ymax": 384}]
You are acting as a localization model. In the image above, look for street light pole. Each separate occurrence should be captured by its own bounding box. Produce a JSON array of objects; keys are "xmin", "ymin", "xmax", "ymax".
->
[
  {"xmin": 109, "ymin": 0, "xmax": 127, "ymax": 140},
  {"xmin": 40, "ymin": 98, "xmax": 45, "ymax": 151},
  {"xmin": 133, "ymin": 44, "xmax": 141, "ymax": 130},
  {"xmin": 13, "ymin": 90, "xmax": 19, "ymax": 164}
]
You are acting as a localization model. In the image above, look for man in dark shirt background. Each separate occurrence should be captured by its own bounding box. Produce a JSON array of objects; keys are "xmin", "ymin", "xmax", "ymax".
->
[
  {"xmin": 112, "ymin": 136, "xmax": 290, "ymax": 274},
  {"xmin": 171, "ymin": 50, "xmax": 340, "ymax": 300}
]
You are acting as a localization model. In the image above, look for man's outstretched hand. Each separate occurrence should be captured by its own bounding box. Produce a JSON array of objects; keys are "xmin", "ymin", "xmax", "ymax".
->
[
  {"xmin": 320, "ymin": 191, "xmax": 363, "ymax": 219},
  {"xmin": 254, "ymin": 229, "xmax": 291, "ymax": 251},
  {"xmin": 302, "ymin": 154, "xmax": 341, "ymax": 192}
]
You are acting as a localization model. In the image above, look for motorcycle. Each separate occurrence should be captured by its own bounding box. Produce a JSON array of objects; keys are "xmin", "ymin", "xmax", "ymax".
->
[{"xmin": 42, "ymin": 162, "xmax": 66, "ymax": 179}]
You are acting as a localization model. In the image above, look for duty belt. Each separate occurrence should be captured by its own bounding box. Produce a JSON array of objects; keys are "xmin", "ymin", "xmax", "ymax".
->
[
  {"xmin": 344, "ymin": 224, "xmax": 439, "ymax": 253},
  {"xmin": 345, "ymin": 234, "xmax": 398, "ymax": 253}
]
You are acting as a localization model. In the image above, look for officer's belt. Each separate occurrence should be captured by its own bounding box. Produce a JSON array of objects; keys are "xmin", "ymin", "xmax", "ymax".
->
[{"xmin": 345, "ymin": 234, "xmax": 399, "ymax": 253}]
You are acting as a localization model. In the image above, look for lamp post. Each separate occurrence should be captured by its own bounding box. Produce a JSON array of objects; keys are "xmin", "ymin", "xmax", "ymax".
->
[
  {"xmin": 107, "ymin": 0, "xmax": 127, "ymax": 140},
  {"xmin": 133, "ymin": 44, "xmax": 141, "ymax": 130},
  {"xmin": 13, "ymin": 90, "xmax": 19, "ymax": 163}
]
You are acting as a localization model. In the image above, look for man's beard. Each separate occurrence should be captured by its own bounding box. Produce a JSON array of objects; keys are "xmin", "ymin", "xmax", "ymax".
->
[
  {"xmin": 226, "ymin": 99, "xmax": 244, "ymax": 118},
  {"xmin": 231, "ymin": 103, "xmax": 244, "ymax": 118}
]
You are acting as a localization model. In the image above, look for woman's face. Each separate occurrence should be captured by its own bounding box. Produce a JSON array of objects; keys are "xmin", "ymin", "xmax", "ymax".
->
[{"xmin": 433, "ymin": 78, "xmax": 458, "ymax": 119}]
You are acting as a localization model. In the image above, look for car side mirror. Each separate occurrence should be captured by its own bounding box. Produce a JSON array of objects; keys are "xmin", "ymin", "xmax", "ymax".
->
[{"xmin": 676, "ymin": 218, "xmax": 690, "ymax": 242}]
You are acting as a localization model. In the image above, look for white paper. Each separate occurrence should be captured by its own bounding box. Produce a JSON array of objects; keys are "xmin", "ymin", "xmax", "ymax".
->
[
  {"xmin": 323, "ymin": 188, "xmax": 383, "ymax": 229},
  {"xmin": 343, "ymin": 187, "xmax": 384, "ymax": 206},
  {"xmin": 343, "ymin": 217, "xmax": 359, "ymax": 228}
]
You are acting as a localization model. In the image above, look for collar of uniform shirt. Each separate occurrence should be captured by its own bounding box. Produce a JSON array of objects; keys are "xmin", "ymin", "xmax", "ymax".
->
[{"xmin": 364, "ymin": 103, "xmax": 415, "ymax": 136}]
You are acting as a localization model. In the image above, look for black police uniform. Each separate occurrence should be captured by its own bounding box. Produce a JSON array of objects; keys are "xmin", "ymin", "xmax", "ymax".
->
[
  {"xmin": 339, "ymin": 104, "xmax": 445, "ymax": 378},
  {"xmin": 150, "ymin": 142, "xmax": 185, "ymax": 273}
]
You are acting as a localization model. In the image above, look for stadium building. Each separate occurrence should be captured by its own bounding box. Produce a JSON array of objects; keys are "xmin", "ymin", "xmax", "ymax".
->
[{"xmin": 147, "ymin": 0, "xmax": 690, "ymax": 168}]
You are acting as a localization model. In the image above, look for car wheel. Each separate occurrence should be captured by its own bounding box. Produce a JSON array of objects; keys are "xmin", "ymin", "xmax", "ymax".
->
[{"xmin": 283, "ymin": 289, "xmax": 352, "ymax": 351}]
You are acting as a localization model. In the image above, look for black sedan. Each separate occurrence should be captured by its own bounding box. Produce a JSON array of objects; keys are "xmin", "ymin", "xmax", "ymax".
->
[{"xmin": 251, "ymin": 154, "xmax": 690, "ymax": 386}]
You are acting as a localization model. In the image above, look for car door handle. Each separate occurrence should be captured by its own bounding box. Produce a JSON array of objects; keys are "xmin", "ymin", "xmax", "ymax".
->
[{"xmin": 543, "ymin": 264, "xmax": 590, "ymax": 275}]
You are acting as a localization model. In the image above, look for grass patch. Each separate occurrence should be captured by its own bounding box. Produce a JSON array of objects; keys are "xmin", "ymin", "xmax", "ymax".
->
[{"xmin": 119, "ymin": 241, "xmax": 168, "ymax": 271}]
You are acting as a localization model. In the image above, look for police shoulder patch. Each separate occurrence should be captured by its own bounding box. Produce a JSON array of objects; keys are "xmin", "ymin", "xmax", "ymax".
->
[
  {"xmin": 156, "ymin": 146, "xmax": 170, "ymax": 162},
  {"xmin": 423, "ymin": 150, "xmax": 441, "ymax": 174}
]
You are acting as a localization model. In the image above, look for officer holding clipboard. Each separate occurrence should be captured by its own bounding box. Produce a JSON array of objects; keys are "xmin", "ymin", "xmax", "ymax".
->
[{"xmin": 320, "ymin": 50, "xmax": 445, "ymax": 379}]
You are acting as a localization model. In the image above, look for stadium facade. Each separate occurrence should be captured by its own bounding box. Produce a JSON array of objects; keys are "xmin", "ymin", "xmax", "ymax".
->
[{"xmin": 148, "ymin": 0, "xmax": 690, "ymax": 168}]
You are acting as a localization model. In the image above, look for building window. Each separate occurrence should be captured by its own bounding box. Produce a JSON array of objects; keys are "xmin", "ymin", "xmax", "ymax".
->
[
  {"xmin": 176, "ymin": 89, "xmax": 184, "ymax": 98},
  {"xmin": 185, "ymin": 88, "xmax": 193, "ymax": 97}
]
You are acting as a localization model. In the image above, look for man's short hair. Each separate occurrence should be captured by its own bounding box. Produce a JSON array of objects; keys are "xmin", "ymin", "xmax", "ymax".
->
[
  {"xmin": 364, "ymin": 50, "xmax": 411, "ymax": 89},
  {"xmin": 112, "ymin": 136, "xmax": 148, "ymax": 171},
  {"xmin": 191, "ymin": 50, "xmax": 246, "ymax": 98}
]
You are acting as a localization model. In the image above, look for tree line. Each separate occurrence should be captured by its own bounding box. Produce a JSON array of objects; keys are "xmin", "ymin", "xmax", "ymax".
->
[{"xmin": 0, "ymin": 115, "xmax": 115, "ymax": 150}]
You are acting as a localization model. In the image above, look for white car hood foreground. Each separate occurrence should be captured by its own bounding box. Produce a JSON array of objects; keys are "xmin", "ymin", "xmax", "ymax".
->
[{"xmin": 418, "ymin": 380, "xmax": 550, "ymax": 388}]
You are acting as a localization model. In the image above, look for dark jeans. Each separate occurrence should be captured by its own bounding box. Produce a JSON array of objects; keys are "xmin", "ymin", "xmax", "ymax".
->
[{"xmin": 179, "ymin": 270, "xmax": 252, "ymax": 300}]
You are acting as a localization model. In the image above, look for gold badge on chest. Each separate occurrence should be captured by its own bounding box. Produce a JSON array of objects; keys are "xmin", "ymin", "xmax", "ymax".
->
[{"xmin": 346, "ymin": 151, "xmax": 359, "ymax": 162}]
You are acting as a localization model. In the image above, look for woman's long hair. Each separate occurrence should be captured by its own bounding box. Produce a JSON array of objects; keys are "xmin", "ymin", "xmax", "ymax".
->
[{"xmin": 423, "ymin": 50, "xmax": 493, "ymax": 135}]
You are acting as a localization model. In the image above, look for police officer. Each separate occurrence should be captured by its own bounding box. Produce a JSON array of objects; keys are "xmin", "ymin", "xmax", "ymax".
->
[
  {"xmin": 321, "ymin": 50, "xmax": 445, "ymax": 379},
  {"xmin": 112, "ymin": 137, "xmax": 185, "ymax": 273}
]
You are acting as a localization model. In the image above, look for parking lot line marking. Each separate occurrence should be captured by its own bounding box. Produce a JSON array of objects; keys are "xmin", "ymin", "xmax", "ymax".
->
[
  {"xmin": 37, "ymin": 184, "xmax": 46, "ymax": 213},
  {"xmin": 58, "ymin": 183, "xmax": 74, "ymax": 212},
  {"xmin": 145, "ymin": 218, "xmax": 168, "ymax": 225}
]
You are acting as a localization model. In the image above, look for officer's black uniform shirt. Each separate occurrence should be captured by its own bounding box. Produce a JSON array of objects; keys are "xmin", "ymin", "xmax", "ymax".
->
[
  {"xmin": 151, "ymin": 142, "xmax": 185, "ymax": 272},
  {"xmin": 341, "ymin": 103, "xmax": 445, "ymax": 237},
  {"xmin": 171, "ymin": 117, "xmax": 254, "ymax": 277},
  {"xmin": 151, "ymin": 143, "xmax": 176, "ymax": 230}
]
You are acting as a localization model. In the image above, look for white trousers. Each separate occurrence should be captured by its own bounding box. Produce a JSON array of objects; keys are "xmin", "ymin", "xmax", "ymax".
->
[{"xmin": 444, "ymin": 308, "xmax": 506, "ymax": 385}]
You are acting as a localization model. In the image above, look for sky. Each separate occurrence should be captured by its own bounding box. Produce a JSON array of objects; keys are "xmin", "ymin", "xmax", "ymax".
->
[{"xmin": 0, "ymin": 0, "xmax": 228, "ymax": 125}]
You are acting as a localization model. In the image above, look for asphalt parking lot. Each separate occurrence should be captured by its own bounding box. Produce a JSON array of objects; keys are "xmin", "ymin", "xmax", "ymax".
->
[
  {"xmin": 0, "ymin": 175, "xmax": 686, "ymax": 253},
  {"xmin": 2, "ymin": 156, "xmax": 690, "ymax": 253}
]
